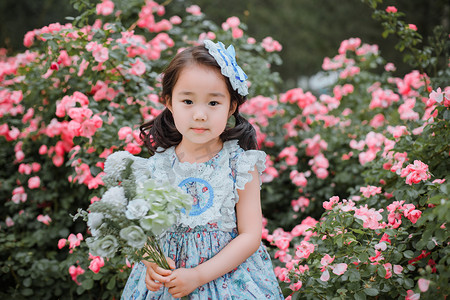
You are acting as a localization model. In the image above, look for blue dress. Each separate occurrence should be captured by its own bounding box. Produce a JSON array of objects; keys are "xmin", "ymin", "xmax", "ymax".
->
[{"xmin": 121, "ymin": 140, "xmax": 284, "ymax": 299}]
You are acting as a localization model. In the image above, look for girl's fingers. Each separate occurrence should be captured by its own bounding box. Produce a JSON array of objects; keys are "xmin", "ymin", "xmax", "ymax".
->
[
  {"xmin": 154, "ymin": 265, "xmax": 173, "ymax": 276},
  {"xmin": 145, "ymin": 272, "xmax": 162, "ymax": 291},
  {"xmin": 166, "ymin": 257, "xmax": 176, "ymax": 269}
]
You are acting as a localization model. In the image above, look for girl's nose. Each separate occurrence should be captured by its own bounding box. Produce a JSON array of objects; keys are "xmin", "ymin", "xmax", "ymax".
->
[{"xmin": 193, "ymin": 109, "xmax": 207, "ymax": 121}]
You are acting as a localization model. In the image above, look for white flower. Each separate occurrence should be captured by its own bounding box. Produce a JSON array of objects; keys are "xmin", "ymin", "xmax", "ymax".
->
[
  {"xmin": 88, "ymin": 235, "xmax": 119, "ymax": 258},
  {"xmin": 104, "ymin": 151, "xmax": 134, "ymax": 182},
  {"xmin": 87, "ymin": 212, "xmax": 104, "ymax": 229},
  {"xmin": 125, "ymin": 199, "xmax": 150, "ymax": 220},
  {"xmin": 120, "ymin": 226, "xmax": 147, "ymax": 248},
  {"xmin": 101, "ymin": 186, "xmax": 127, "ymax": 207}
]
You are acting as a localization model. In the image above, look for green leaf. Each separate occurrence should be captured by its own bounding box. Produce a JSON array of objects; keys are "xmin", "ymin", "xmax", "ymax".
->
[
  {"xmin": 364, "ymin": 288, "xmax": 379, "ymax": 296},
  {"xmin": 405, "ymin": 189, "xmax": 419, "ymax": 200},
  {"xmin": 427, "ymin": 240, "xmax": 436, "ymax": 250},
  {"xmin": 354, "ymin": 291, "xmax": 367, "ymax": 300},
  {"xmin": 82, "ymin": 278, "xmax": 94, "ymax": 290},
  {"xmin": 403, "ymin": 250, "xmax": 414, "ymax": 258},
  {"xmin": 21, "ymin": 288, "xmax": 33, "ymax": 296},
  {"xmin": 377, "ymin": 266, "xmax": 387, "ymax": 278},
  {"xmin": 349, "ymin": 269, "xmax": 361, "ymax": 282},
  {"xmin": 443, "ymin": 109, "xmax": 450, "ymax": 120},
  {"xmin": 106, "ymin": 276, "xmax": 116, "ymax": 290}
]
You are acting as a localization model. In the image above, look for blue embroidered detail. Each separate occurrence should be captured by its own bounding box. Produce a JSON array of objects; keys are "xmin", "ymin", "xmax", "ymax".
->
[{"xmin": 178, "ymin": 177, "xmax": 214, "ymax": 216}]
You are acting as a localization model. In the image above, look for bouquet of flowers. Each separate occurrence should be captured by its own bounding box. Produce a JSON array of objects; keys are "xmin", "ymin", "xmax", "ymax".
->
[{"xmin": 74, "ymin": 151, "xmax": 191, "ymax": 269}]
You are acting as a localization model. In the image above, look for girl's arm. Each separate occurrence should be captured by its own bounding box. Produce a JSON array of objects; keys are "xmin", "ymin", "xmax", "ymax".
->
[{"xmin": 165, "ymin": 168, "xmax": 262, "ymax": 297}]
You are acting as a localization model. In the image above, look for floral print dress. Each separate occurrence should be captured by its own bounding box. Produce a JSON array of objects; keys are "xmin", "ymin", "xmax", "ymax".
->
[{"xmin": 121, "ymin": 139, "xmax": 284, "ymax": 299}]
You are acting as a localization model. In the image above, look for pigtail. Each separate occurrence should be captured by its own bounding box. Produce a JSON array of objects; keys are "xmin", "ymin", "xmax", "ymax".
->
[
  {"xmin": 221, "ymin": 108, "xmax": 258, "ymax": 150},
  {"xmin": 140, "ymin": 108, "xmax": 181, "ymax": 155}
]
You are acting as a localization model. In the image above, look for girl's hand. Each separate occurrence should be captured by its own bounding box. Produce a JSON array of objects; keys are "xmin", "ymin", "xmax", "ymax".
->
[
  {"xmin": 142, "ymin": 257, "xmax": 176, "ymax": 291},
  {"xmin": 165, "ymin": 268, "xmax": 201, "ymax": 298}
]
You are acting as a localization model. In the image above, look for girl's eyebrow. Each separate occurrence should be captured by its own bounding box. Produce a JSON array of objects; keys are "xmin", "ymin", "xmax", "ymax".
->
[{"xmin": 177, "ymin": 91, "xmax": 226, "ymax": 98}]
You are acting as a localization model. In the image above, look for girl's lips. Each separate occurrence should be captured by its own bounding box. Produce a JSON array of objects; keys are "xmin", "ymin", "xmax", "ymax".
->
[{"xmin": 192, "ymin": 128, "xmax": 207, "ymax": 133}]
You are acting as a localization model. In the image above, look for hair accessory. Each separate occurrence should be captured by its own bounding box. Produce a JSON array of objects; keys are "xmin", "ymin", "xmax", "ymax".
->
[{"xmin": 203, "ymin": 40, "xmax": 249, "ymax": 96}]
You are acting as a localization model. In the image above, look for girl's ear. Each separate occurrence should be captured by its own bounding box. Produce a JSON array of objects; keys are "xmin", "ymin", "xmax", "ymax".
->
[
  {"xmin": 166, "ymin": 96, "xmax": 173, "ymax": 113},
  {"xmin": 228, "ymin": 101, "xmax": 237, "ymax": 118}
]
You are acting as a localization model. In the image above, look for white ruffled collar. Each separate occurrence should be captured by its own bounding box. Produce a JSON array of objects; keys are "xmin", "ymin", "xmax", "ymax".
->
[{"xmin": 156, "ymin": 139, "xmax": 240, "ymax": 173}]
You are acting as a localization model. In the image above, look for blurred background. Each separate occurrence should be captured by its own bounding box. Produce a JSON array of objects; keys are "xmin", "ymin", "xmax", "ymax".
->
[{"xmin": 1, "ymin": 0, "xmax": 448, "ymax": 91}]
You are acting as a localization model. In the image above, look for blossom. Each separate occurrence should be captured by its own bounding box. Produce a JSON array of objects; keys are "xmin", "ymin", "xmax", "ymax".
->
[
  {"xmin": 6, "ymin": 216, "xmax": 14, "ymax": 227},
  {"xmin": 289, "ymin": 170, "xmax": 307, "ymax": 187},
  {"xmin": 385, "ymin": 62, "xmax": 396, "ymax": 72},
  {"xmin": 186, "ymin": 5, "xmax": 201, "ymax": 15},
  {"xmin": 320, "ymin": 269, "xmax": 330, "ymax": 281},
  {"xmin": 320, "ymin": 254, "xmax": 335, "ymax": 268},
  {"xmin": 278, "ymin": 145, "xmax": 298, "ymax": 166},
  {"xmin": 68, "ymin": 265, "xmax": 85, "ymax": 285},
  {"xmin": 58, "ymin": 239, "xmax": 67, "ymax": 249},
  {"xmin": 418, "ymin": 278, "xmax": 430, "ymax": 292},
  {"xmin": 28, "ymin": 176, "xmax": 41, "ymax": 189},
  {"xmin": 87, "ymin": 213, "xmax": 104, "ymax": 233},
  {"xmin": 88, "ymin": 235, "xmax": 119, "ymax": 257},
  {"xmin": 86, "ymin": 42, "xmax": 109, "ymax": 63},
  {"xmin": 400, "ymin": 160, "xmax": 431, "ymax": 185},
  {"xmin": 289, "ymin": 281, "xmax": 302, "ymax": 291},
  {"xmin": 130, "ymin": 58, "xmax": 146, "ymax": 76},
  {"xmin": 101, "ymin": 186, "xmax": 127, "ymax": 207},
  {"xmin": 385, "ymin": 6, "xmax": 397, "ymax": 13},
  {"xmin": 360, "ymin": 185, "xmax": 382, "ymax": 197},
  {"xmin": 120, "ymin": 226, "xmax": 147, "ymax": 248},
  {"xmin": 88, "ymin": 254, "xmax": 105, "ymax": 273},
  {"xmin": 323, "ymin": 196, "xmax": 339, "ymax": 210},
  {"xmin": 103, "ymin": 151, "xmax": 134, "ymax": 183},
  {"xmin": 295, "ymin": 241, "xmax": 315, "ymax": 259},
  {"xmin": 393, "ymin": 265, "xmax": 403, "ymax": 274},
  {"xmin": 68, "ymin": 233, "xmax": 84, "ymax": 250},
  {"xmin": 96, "ymin": 0, "xmax": 114, "ymax": 16},
  {"xmin": 275, "ymin": 237, "xmax": 291, "ymax": 251},
  {"xmin": 354, "ymin": 205, "xmax": 383, "ymax": 229},
  {"xmin": 429, "ymin": 87, "xmax": 444, "ymax": 104},
  {"xmin": 261, "ymin": 37, "xmax": 282, "ymax": 52},
  {"xmin": 408, "ymin": 24, "xmax": 418, "ymax": 31},
  {"xmin": 37, "ymin": 214, "xmax": 52, "ymax": 225},
  {"xmin": 331, "ymin": 263, "xmax": 348, "ymax": 275},
  {"xmin": 405, "ymin": 290, "xmax": 420, "ymax": 300},
  {"xmin": 125, "ymin": 199, "xmax": 151, "ymax": 220}
]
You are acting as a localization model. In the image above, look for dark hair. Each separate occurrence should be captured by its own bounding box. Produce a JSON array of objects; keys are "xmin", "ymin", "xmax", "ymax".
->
[{"xmin": 140, "ymin": 45, "xmax": 257, "ymax": 155}]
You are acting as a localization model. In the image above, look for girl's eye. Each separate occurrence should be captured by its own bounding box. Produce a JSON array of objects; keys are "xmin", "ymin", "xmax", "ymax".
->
[
  {"xmin": 209, "ymin": 101, "xmax": 219, "ymax": 106},
  {"xmin": 183, "ymin": 100, "xmax": 193, "ymax": 105}
]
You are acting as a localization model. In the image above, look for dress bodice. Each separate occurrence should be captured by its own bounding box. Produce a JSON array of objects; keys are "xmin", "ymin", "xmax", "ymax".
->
[{"xmin": 131, "ymin": 139, "xmax": 266, "ymax": 232}]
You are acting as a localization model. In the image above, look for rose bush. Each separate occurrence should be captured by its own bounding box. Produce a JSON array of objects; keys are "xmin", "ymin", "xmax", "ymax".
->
[
  {"xmin": 0, "ymin": 0, "xmax": 282, "ymax": 298},
  {"xmin": 1, "ymin": 0, "xmax": 448, "ymax": 299},
  {"xmin": 256, "ymin": 1, "xmax": 449, "ymax": 299}
]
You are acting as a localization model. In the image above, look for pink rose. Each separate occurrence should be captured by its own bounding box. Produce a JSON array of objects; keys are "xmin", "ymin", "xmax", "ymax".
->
[
  {"xmin": 385, "ymin": 6, "xmax": 397, "ymax": 13},
  {"xmin": 89, "ymin": 255, "xmax": 105, "ymax": 273},
  {"xmin": 37, "ymin": 214, "xmax": 52, "ymax": 225},
  {"xmin": 332, "ymin": 263, "xmax": 348, "ymax": 275},
  {"xmin": 28, "ymin": 176, "xmax": 41, "ymax": 189},
  {"xmin": 418, "ymin": 278, "xmax": 430, "ymax": 292},
  {"xmin": 58, "ymin": 238, "xmax": 67, "ymax": 249},
  {"xmin": 96, "ymin": 0, "xmax": 114, "ymax": 16}
]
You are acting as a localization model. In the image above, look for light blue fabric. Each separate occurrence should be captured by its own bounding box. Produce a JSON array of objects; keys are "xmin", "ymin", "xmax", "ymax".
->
[{"xmin": 121, "ymin": 140, "xmax": 283, "ymax": 299}]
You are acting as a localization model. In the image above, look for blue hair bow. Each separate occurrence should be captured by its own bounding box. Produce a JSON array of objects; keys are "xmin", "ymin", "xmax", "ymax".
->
[{"xmin": 204, "ymin": 40, "xmax": 249, "ymax": 96}]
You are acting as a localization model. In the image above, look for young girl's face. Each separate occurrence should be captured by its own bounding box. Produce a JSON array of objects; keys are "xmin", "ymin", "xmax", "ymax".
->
[{"xmin": 168, "ymin": 64, "xmax": 236, "ymax": 149}]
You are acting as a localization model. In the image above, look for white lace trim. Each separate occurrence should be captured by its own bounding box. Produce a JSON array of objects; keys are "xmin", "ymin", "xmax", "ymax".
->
[{"xmin": 233, "ymin": 149, "xmax": 266, "ymax": 204}]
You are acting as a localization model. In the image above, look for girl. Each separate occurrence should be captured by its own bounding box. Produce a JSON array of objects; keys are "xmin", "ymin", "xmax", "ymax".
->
[{"xmin": 121, "ymin": 40, "xmax": 284, "ymax": 299}]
